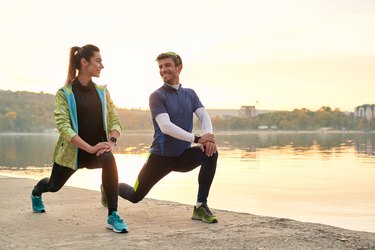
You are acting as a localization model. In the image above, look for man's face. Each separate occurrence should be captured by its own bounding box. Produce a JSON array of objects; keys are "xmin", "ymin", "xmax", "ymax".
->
[{"xmin": 158, "ymin": 57, "xmax": 181, "ymax": 85}]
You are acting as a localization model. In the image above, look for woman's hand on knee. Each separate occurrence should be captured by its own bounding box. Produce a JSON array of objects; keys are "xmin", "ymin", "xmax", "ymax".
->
[{"xmin": 90, "ymin": 142, "xmax": 112, "ymax": 155}]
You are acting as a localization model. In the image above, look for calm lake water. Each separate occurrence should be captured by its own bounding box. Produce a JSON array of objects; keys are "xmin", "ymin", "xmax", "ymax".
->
[{"xmin": 0, "ymin": 131, "xmax": 374, "ymax": 233}]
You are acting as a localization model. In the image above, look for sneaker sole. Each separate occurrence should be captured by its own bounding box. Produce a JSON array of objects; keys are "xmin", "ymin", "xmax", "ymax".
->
[
  {"xmin": 106, "ymin": 224, "xmax": 128, "ymax": 233},
  {"xmin": 191, "ymin": 215, "xmax": 218, "ymax": 223},
  {"xmin": 33, "ymin": 209, "xmax": 45, "ymax": 213}
]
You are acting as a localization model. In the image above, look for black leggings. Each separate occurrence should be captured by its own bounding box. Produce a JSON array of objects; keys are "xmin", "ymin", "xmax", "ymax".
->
[
  {"xmin": 119, "ymin": 146, "xmax": 218, "ymax": 203},
  {"xmin": 32, "ymin": 152, "xmax": 119, "ymax": 214}
]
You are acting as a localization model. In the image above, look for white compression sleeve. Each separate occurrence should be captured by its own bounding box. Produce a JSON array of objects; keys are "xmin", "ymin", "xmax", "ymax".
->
[
  {"xmin": 194, "ymin": 107, "xmax": 213, "ymax": 133},
  {"xmin": 155, "ymin": 113, "xmax": 195, "ymax": 142}
]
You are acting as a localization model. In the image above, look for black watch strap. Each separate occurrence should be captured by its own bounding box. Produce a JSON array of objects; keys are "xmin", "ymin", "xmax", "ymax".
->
[
  {"xmin": 109, "ymin": 137, "xmax": 117, "ymax": 145},
  {"xmin": 194, "ymin": 135, "xmax": 201, "ymax": 143}
]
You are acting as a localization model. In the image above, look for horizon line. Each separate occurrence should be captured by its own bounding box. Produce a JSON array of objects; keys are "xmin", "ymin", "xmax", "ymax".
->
[{"xmin": 0, "ymin": 88, "xmax": 368, "ymax": 112}]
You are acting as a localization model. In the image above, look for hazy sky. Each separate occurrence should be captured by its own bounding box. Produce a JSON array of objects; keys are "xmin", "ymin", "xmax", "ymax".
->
[{"xmin": 1, "ymin": 0, "xmax": 374, "ymax": 111}]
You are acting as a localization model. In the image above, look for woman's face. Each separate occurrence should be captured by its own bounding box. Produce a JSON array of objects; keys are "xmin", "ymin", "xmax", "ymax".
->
[{"xmin": 86, "ymin": 51, "xmax": 104, "ymax": 77}]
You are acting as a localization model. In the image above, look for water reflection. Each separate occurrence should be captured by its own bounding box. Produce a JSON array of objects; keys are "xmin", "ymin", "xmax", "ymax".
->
[
  {"xmin": 355, "ymin": 134, "xmax": 375, "ymax": 156},
  {"xmin": 115, "ymin": 132, "xmax": 153, "ymax": 155},
  {"xmin": 217, "ymin": 132, "xmax": 354, "ymax": 150},
  {"xmin": 215, "ymin": 132, "xmax": 375, "ymax": 158},
  {"xmin": 0, "ymin": 132, "xmax": 374, "ymax": 167},
  {"xmin": 0, "ymin": 133, "xmax": 57, "ymax": 167}
]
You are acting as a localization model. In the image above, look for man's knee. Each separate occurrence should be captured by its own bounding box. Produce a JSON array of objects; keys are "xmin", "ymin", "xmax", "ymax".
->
[
  {"xmin": 206, "ymin": 151, "xmax": 219, "ymax": 161},
  {"xmin": 129, "ymin": 196, "xmax": 143, "ymax": 203},
  {"xmin": 119, "ymin": 182, "xmax": 143, "ymax": 203},
  {"xmin": 123, "ymin": 193, "xmax": 143, "ymax": 203}
]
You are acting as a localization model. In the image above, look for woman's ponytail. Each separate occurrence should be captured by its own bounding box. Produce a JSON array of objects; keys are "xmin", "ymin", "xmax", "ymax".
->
[
  {"xmin": 65, "ymin": 46, "xmax": 80, "ymax": 84},
  {"xmin": 65, "ymin": 45, "xmax": 100, "ymax": 84}
]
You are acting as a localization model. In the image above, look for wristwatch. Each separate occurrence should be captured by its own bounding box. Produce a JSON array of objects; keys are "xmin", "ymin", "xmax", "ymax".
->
[
  {"xmin": 109, "ymin": 137, "xmax": 117, "ymax": 145},
  {"xmin": 194, "ymin": 134, "xmax": 201, "ymax": 143}
]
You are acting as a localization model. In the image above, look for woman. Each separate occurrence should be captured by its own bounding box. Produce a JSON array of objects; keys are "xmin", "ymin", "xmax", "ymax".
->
[{"xmin": 30, "ymin": 44, "xmax": 128, "ymax": 233}]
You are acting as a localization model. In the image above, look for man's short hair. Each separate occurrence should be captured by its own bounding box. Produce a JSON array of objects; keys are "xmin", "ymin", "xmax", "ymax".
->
[{"xmin": 156, "ymin": 52, "xmax": 182, "ymax": 66}]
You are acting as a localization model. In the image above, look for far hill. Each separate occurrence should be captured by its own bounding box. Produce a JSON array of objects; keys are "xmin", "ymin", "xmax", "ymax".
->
[
  {"xmin": 1, "ymin": 89, "xmax": 371, "ymax": 132},
  {"xmin": 0, "ymin": 90, "xmax": 258, "ymax": 132}
]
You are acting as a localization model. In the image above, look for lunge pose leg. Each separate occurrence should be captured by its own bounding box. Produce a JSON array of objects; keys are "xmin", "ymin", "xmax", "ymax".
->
[
  {"xmin": 31, "ymin": 44, "xmax": 127, "ymax": 233},
  {"xmin": 104, "ymin": 51, "xmax": 219, "ymax": 223}
]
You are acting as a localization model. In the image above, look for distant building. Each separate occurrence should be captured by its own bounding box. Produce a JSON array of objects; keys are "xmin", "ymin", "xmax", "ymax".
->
[
  {"xmin": 354, "ymin": 104, "xmax": 375, "ymax": 121},
  {"xmin": 258, "ymin": 125, "xmax": 268, "ymax": 130},
  {"xmin": 239, "ymin": 105, "xmax": 256, "ymax": 118}
]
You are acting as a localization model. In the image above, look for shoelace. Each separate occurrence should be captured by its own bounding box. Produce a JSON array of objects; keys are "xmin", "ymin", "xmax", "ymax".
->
[
  {"xmin": 200, "ymin": 204, "xmax": 213, "ymax": 216},
  {"xmin": 112, "ymin": 213, "xmax": 124, "ymax": 223},
  {"xmin": 34, "ymin": 197, "xmax": 43, "ymax": 206}
]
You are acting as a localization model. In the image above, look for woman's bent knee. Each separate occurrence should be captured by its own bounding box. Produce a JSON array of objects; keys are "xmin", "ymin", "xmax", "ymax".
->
[{"xmin": 99, "ymin": 152, "xmax": 115, "ymax": 162}]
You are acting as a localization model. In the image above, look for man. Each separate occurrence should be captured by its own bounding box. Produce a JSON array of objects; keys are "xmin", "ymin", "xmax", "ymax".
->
[{"xmin": 103, "ymin": 51, "xmax": 219, "ymax": 223}]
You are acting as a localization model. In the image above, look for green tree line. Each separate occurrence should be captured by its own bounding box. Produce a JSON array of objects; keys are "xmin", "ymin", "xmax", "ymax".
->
[
  {"xmin": 0, "ymin": 90, "xmax": 55, "ymax": 132},
  {"xmin": 0, "ymin": 90, "xmax": 374, "ymax": 132},
  {"xmin": 210, "ymin": 106, "xmax": 375, "ymax": 131},
  {"xmin": 0, "ymin": 90, "xmax": 153, "ymax": 132}
]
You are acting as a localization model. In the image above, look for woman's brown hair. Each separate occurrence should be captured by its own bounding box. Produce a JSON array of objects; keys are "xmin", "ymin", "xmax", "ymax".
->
[{"xmin": 65, "ymin": 44, "xmax": 100, "ymax": 84}]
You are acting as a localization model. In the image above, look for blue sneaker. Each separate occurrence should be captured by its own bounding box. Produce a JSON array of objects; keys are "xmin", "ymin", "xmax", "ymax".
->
[
  {"xmin": 107, "ymin": 211, "xmax": 128, "ymax": 233},
  {"xmin": 31, "ymin": 194, "xmax": 45, "ymax": 213}
]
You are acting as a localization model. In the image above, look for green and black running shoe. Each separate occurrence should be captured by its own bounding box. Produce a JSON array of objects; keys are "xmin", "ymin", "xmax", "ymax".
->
[
  {"xmin": 191, "ymin": 203, "xmax": 218, "ymax": 223},
  {"xmin": 100, "ymin": 184, "xmax": 108, "ymax": 208}
]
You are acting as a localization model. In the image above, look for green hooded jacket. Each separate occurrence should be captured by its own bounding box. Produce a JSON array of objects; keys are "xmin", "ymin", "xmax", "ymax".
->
[{"xmin": 52, "ymin": 84, "xmax": 122, "ymax": 170}]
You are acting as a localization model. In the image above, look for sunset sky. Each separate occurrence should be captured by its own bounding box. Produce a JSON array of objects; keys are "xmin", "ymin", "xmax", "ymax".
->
[{"xmin": 1, "ymin": 0, "xmax": 374, "ymax": 111}]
